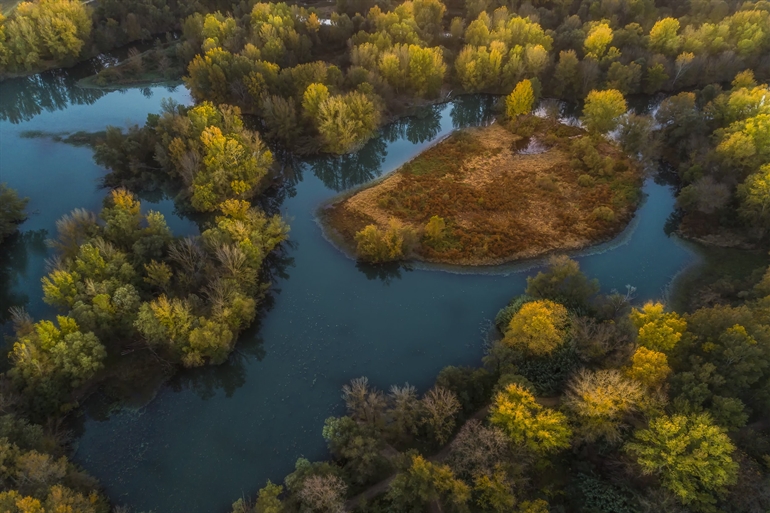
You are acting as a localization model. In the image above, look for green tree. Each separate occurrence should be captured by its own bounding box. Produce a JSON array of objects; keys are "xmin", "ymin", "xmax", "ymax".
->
[
  {"xmin": 322, "ymin": 416, "xmax": 386, "ymax": 484},
  {"xmin": 506, "ymin": 79, "xmax": 535, "ymax": 118},
  {"xmin": 625, "ymin": 414, "xmax": 738, "ymax": 508},
  {"xmin": 581, "ymin": 89, "xmax": 627, "ymax": 134},
  {"xmin": 489, "ymin": 383, "xmax": 572, "ymax": 455},
  {"xmin": 387, "ymin": 455, "xmax": 470, "ymax": 512},
  {"xmin": 9, "ymin": 315, "xmax": 106, "ymax": 412},
  {"xmin": 525, "ymin": 255, "xmax": 599, "ymax": 308}
]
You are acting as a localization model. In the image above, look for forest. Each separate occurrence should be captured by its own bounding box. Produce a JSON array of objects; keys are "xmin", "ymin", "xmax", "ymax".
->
[{"xmin": 0, "ymin": 0, "xmax": 769, "ymax": 511}]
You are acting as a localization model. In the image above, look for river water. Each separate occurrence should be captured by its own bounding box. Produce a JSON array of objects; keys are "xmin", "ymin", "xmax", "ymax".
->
[{"xmin": 0, "ymin": 72, "xmax": 697, "ymax": 512}]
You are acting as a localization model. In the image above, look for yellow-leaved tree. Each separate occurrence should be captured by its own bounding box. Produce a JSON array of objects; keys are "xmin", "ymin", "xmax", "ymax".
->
[
  {"xmin": 506, "ymin": 79, "xmax": 535, "ymax": 118},
  {"xmin": 630, "ymin": 302, "xmax": 687, "ymax": 352},
  {"xmin": 489, "ymin": 383, "xmax": 572, "ymax": 455},
  {"xmin": 503, "ymin": 299, "xmax": 569, "ymax": 356}
]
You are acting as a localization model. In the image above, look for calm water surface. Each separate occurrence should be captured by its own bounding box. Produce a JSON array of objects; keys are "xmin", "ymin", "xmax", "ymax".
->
[{"xmin": 0, "ymin": 75, "xmax": 696, "ymax": 512}]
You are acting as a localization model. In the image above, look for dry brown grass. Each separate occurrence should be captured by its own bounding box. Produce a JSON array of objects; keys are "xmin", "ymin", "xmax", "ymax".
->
[{"xmin": 323, "ymin": 118, "xmax": 643, "ymax": 265}]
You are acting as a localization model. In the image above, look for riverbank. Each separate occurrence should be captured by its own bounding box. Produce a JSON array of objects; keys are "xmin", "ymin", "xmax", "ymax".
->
[{"xmin": 320, "ymin": 117, "xmax": 643, "ymax": 266}]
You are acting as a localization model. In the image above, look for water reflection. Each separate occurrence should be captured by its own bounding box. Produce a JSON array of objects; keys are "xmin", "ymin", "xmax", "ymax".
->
[
  {"xmin": 0, "ymin": 230, "xmax": 48, "ymax": 330},
  {"xmin": 0, "ymin": 72, "xmax": 106, "ymax": 124},
  {"xmin": 309, "ymin": 136, "xmax": 388, "ymax": 192},
  {"xmin": 450, "ymin": 94, "xmax": 496, "ymax": 129},
  {"xmin": 356, "ymin": 261, "xmax": 414, "ymax": 284}
]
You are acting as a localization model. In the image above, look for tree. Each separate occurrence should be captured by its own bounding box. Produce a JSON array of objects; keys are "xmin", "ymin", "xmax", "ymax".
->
[
  {"xmin": 630, "ymin": 302, "xmax": 686, "ymax": 352},
  {"xmin": 506, "ymin": 79, "xmax": 535, "ymax": 118},
  {"xmin": 649, "ymin": 18, "xmax": 682, "ymax": 56},
  {"xmin": 503, "ymin": 300, "xmax": 569, "ymax": 356},
  {"xmin": 4, "ymin": 0, "xmax": 91, "ymax": 70},
  {"xmin": 341, "ymin": 377, "xmax": 387, "ymax": 427},
  {"xmin": 581, "ymin": 89, "xmax": 627, "ymax": 134},
  {"xmin": 564, "ymin": 369, "xmax": 643, "ymax": 443},
  {"xmin": 315, "ymin": 92, "xmax": 381, "ymax": 154},
  {"xmin": 525, "ymin": 255, "xmax": 599, "ymax": 308},
  {"xmin": 625, "ymin": 347, "xmax": 671, "ymax": 387},
  {"xmin": 474, "ymin": 467, "xmax": 516, "ymax": 512},
  {"xmin": 9, "ymin": 315, "xmax": 106, "ymax": 412},
  {"xmin": 388, "ymin": 383, "xmax": 420, "ymax": 441},
  {"xmin": 322, "ymin": 416, "xmax": 385, "ymax": 483},
  {"xmin": 584, "ymin": 23, "xmax": 614, "ymax": 60},
  {"xmin": 387, "ymin": 455, "xmax": 470, "ymax": 512},
  {"xmin": 297, "ymin": 474, "xmax": 347, "ymax": 513},
  {"xmin": 625, "ymin": 414, "xmax": 738, "ymax": 508},
  {"xmin": 354, "ymin": 219, "xmax": 417, "ymax": 263},
  {"xmin": 489, "ymin": 383, "xmax": 572, "ymax": 455},
  {"xmin": 0, "ymin": 184, "xmax": 28, "ymax": 242},
  {"xmin": 447, "ymin": 419, "xmax": 511, "ymax": 478},
  {"xmin": 302, "ymin": 83, "xmax": 330, "ymax": 121},
  {"xmin": 420, "ymin": 386, "xmax": 461, "ymax": 445}
]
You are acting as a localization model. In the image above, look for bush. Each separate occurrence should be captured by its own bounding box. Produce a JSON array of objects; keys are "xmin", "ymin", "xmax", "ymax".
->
[
  {"xmin": 494, "ymin": 294, "xmax": 533, "ymax": 333},
  {"xmin": 355, "ymin": 219, "xmax": 417, "ymax": 263},
  {"xmin": 592, "ymin": 206, "xmax": 615, "ymax": 222},
  {"xmin": 577, "ymin": 174, "xmax": 595, "ymax": 187}
]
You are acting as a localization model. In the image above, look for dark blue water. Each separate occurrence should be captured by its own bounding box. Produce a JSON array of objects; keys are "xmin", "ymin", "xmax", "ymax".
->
[{"xmin": 0, "ymin": 78, "xmax": 696, "ymax": 513}]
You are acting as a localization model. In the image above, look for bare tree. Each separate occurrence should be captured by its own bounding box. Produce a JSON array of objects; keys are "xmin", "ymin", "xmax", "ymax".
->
[
  {"xmin": 298, "ymin": 474, "xmax": 347, "ymax": 513},
  {"xmin": 388, "ymin": 383, "xmax": 419, "ymax": 441},
  {"xmin": 420, "ymin": 386, "xmax": 461, "ymax": 445},
  {"xmin": 447, "ymin": 419, "xmax": 512, "ymax": 478},
  {"xmin": 342, "ymin": 377, "xmax": 386, "ymax": 427}
]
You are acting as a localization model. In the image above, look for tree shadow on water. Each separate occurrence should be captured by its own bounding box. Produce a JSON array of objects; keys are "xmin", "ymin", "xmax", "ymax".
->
[
  {"xmin": 0, "ymin": 229, "xmax": 48, "ymax": 330},
  {"xmin": 355, "ymin": 260, "xmax": 413, "ymax": 285}
]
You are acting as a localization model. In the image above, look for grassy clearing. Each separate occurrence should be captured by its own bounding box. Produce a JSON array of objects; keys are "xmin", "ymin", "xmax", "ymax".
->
[{"xmin": 323, "ymin": 116, "xmax": 643, "ymax": 265}]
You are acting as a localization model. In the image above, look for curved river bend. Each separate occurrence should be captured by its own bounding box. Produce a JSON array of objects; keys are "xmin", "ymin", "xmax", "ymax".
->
[{"xmin": 0, "ymin": 74, "xmax": 696, "ymax": 512}]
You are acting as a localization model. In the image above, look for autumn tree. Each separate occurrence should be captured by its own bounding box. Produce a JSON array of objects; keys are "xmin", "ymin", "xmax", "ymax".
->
[
  {"xmin": 420, "ymin": 386, "xmax": 461, "ymax": 445},
  {"xmin": 738, "ymin": 164, "xmax": 770, "ymax": 234},
  {"xmin": 581, "ymin": 89, "xmax": 627, "ymax": 134},
  {"xmin": 503, "ymin": 300, "xmax": 569, "ymax": 356},
  {"xmin": 564, "ymin": 369, "xmax": 643, "ymax": 443},
  {"xmin": 355, "ymin": 219, "xmax": 417, "ymax": 263},
  {"xmin": 625, "ymin": 414, "xmax": 738, "ymax": 508},
  {"xmin": 648, "ymin": 18, "xmax": 682, "ymax": 56},
  {"xmin": 625, "ymin": 347, "xmax": 671, "ymax": 388},
  {"xmin": 489, "ymin": 383, "xmax": 572, "ymax": 455},
  {"xmin": 9, "ymin": 315, "xmax": 106, "ymax": 413},
  {"xmin": 584, "ymin": 23, "xmax": 614, "ymax": 60},
  {"xmin": 630, "ymin": 302, "xmax": 686, "ymax": 352},
  {"xmin": 506, "ymin": 79, "xmax": 535, "ymax": 118}
]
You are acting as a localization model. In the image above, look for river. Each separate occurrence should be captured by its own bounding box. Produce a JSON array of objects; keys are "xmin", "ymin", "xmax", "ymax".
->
[{"xmin": 0, "ymin": 72, "xmax": 697, "ymax": 512}]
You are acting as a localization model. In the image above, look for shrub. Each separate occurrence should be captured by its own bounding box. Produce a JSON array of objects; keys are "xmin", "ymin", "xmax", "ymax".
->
[
  {"xmin": 592, "ymin": 206, "xmax": 615, "ymax": 222},
  {"xmin": 355, "ymin": 219, "xmax": 417, "ymax": 263},
  {"xmin": 577, "ymin": 174, "xmax": 595, "ymax": 187}
]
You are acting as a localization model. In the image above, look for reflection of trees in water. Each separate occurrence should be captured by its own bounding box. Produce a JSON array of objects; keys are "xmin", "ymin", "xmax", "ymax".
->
[
  {"xmin": 355, "ymin": 261, "xmax": 412, "ymax": 285},
  {"xmin": 450, "ymin": 95, "xmax": 496, "ymax": 130},
  {"xmin": 0, "ymin": 70, "xmax": 106, "ymax": 124},
  {"xmin": 309, "ymin": 135, "xmax": 388, "ymax": 192},
  {"xmin": 0, "ymin": 230, "xmax": 48, "ymax": 327},
  {"xmin": 382, "ymin": 104, "xmax": 443, "ymax": 144}
]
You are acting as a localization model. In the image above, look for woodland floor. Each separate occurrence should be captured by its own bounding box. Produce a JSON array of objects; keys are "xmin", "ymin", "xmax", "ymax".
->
[{"xmin": 322, "ymin": 119, "xmax": 643, "ymax": 266}]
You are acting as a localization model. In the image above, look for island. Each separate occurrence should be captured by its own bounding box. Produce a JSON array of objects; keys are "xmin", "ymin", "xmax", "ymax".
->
[{"xmin": 320, "ymin": 116, "xmax": 643, "ymax": 265}]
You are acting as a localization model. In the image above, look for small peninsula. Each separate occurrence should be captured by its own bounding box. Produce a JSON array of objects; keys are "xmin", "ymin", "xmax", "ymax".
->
[{"xmin": 321, "ymin": 116, "xmax": 643, "ymax": 266}]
